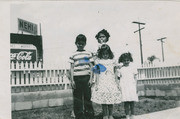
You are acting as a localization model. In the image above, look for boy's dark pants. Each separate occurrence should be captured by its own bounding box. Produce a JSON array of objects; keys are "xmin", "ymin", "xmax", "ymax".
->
[{"xmin": 73, "ymin": 75, "xmax": 94, "ymax": 119}]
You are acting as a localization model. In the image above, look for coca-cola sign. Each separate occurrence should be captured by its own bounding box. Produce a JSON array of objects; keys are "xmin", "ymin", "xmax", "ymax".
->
[{"xmin": 11, "ymin": 49, "xmax": 37, "ymax": 62}]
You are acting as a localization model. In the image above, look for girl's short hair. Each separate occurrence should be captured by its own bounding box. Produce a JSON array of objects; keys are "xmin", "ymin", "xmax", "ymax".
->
[
  {"xmin": 118, "ymin": 52, "xmax": 133, "ymax": 63},
  {"xmin": 75, "ymin": 34, "xmax": 87, "ymax": 44},
  {"xmin": 97, "ymin": 44, "xmax": 114, "ymax": 59},
  {"xmin": 95, "ymin": 29, "xmax": 110, "ymax": 41}
]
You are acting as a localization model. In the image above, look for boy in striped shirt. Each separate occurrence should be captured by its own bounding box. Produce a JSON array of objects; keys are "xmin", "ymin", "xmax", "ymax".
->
[{"xmin": 69, "ymin": 34, "xmax": 94, "ymax": 119}]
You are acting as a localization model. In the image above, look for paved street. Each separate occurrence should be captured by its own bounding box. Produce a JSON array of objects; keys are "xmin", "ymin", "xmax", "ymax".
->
[{"xmin": 135, "ymin": 107, "xmax": 180, "ymax": 119}]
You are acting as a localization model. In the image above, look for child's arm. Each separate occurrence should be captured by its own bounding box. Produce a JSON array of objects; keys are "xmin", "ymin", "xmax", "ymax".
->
[
  {"xmin": 134, "ymin": 73, "xmax": 138, "ymax": 93},
  {"xmin": 114, "ymin": 63, "xmax": 123, "ymax": 81},
  {"xmin": 114, "ymin": 66, "xmax": 121, "ymax": 90},
  {"xmin": 134, "ymin": 73, "xmax": 137, "ymax": 81},
  {"xmin": 94, "ymin": 72, "xmax": 99, "ymax": 91},
  {"xmin": 114, "ymin": 66, "xmax": 118, "ymax": 81},
  {"xmin": 115, "ymin": 63, "xmax": 123, "ymax": 69},
  {"xmin": 70, "ymin": 63, "xmax": 76, "ymax": 89},
  {"xmin": 88, "ymin": 63, "xmax": 94, "ymax": 87},
  {"xmin": 114, "ymin": 66, "xmax": 122, "ymax": 80}
]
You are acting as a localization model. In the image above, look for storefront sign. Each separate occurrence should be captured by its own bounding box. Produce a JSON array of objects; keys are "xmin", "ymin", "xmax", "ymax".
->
[
  {"xmin": 10, "ymin": 44, "xmax": 37, "ymax": 62},
  {"xmin": 18, "ymin": 18, "xmax": 38, "ymax": 35}
]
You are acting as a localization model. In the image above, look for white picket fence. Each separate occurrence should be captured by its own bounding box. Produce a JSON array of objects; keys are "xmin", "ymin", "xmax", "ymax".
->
[
  {"xmin": 10, "ymin": 61, "xmax": 70, "ymax": 88},
  {"xmin": 137, "ymin": 61, "xmax": 180, "ymax": 85},
  {"xmin": 10, "ymin": 61, "xmax": 180, "ymax": 88}
]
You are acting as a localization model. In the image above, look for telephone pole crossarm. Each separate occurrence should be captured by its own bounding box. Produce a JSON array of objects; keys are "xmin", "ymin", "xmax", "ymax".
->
[
  {"xmin": 132, "ymin": 21, "xmax": 145, "ymax": 25},
  {"xmin": 157, "ymin": 37, "xmax": 166, "ymax": 41},
  {"xmin": 134, "ymin": 27, "xmax": 145, "ymax": 33}
]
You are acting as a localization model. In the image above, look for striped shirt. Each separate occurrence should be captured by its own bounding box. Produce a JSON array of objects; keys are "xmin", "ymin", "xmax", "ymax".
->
[{"xmin": 69, "ymin": 50, "xmax": 95, "ymax": 76}]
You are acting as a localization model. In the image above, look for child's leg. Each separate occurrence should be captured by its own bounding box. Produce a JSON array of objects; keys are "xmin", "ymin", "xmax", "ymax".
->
[
  {"xmin": 71, "ymin": 110, "xmax": 75, "ymax": 118},
  {"xmin": 124, "ymin": 102, "xmax": 131, "ymax": 119},
  {"xmin": 102, "ymin": 104, "xmax": 108, "ymax": 119},
  {"xmin": 108, "ymin": 104, "xmax": 114, "ymax": 119},
  {"xmin": 71, "ymin": 89, "xmax": 75, "ymax": 118},
  {"xmin": 130, "ymin": 101, "xmax": 135, "ymax": 115},
  {"xmin": 124, "ymin": 102, "xmax": 130, "ymax": 115},
  {"xmin": 73, "ymin": 76, "xmax": 84, "ymax": 119},
  {"xmin": 83, "ymin": 75, "xmax": 94, "ymax": 119}
]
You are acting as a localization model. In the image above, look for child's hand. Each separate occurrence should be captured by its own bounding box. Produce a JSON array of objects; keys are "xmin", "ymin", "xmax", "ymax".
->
[
  {"xmin": 88, "ymin": 80, "xmax": 94, "ymax": 87},
  {"xmin": 71, "ymin": 81, "xmax": 76, "ymax": 89},
  {"xmin": 117, "ymin": 84, "xmax": 121, "ymax": 91},
  {"xmin": 120, "ymin": 74, "xmax": 122, "ymax": 78},
  {"xmin": 116, "ymin": 64, "xmax": 123, "ymax": 69},
  {"xmin": 95, "ymin": 85, "xmax": 98, "ymax": 91}
]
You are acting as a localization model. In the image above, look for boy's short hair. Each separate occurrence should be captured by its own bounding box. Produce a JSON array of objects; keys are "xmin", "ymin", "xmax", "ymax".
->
[{"xmin": 75, "ymin": 34, "xmax": 87, "ymax": 44}]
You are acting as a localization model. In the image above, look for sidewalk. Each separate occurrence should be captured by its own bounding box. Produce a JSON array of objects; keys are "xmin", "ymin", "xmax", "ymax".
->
[{"xmin": 135, "ymin": 107, "xmax": 180, "ymax": 119}]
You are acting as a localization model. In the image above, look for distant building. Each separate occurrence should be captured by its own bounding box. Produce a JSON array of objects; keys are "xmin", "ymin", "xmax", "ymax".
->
[{"xmin": 10, "ymin": 33, "xmax": 43, "ymax": 63}]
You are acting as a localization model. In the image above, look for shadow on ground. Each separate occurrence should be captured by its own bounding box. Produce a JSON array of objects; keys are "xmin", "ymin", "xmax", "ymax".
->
[
  {"xmin": 12, "ymin": 97, "xmax": 178, "ymax": 119},
  {"xmin": 94, "ymin": 114, "xmax": 126, "ymax": 119}
]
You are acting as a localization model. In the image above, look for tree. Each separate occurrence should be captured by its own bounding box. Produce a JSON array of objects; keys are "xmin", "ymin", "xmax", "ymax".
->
[{"xmin": 147, "ymin": 55, "xmax": 158, "ymax": 64}]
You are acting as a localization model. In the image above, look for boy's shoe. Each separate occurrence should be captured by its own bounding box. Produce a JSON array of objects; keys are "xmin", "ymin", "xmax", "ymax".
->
[
  {"xmin": 75, "ymin": 113, "xmax": 85, "ymax": 119},
  {"xmin": 108, "ymin": 115, "xmax": 114, "ymax": 119},
  {"xmin": 126, "ymin": 115, "xmax": 130, "ymax": 119},
  {"xmin": 130, "ymin": 115, "xmax": 134, "ymax": 119},
  {"xmin": 84, "ymin": 111, "xmax": 94, "ymax": 119},
  {"xmin": 71, "ymin": 110, "xmax": 75, "ymax": 118},
  {"xmin": 103, "ymin": 116, "xmax": 108, "ymax": 119}
]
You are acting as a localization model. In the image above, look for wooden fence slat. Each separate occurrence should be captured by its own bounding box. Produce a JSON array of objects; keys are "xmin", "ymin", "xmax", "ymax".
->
[
  {"xmin": 11, "ymin": 72, "xmax": 15, "ymax": 86},
  {"xmin": 16, "ymin": 71, "xmax": 20, "ymax": 85},
  {"xmin": 25, "ymin": 71, "xmax": 28, "ymax": 85},
  {"xmin": 59, "ymin": 70, "xmax": 62, "ymax": 83},
  {"xmin": 20, "ymin": 62, "xmax": 24, "ymax": 69},
  {"xmin": 41, "ymin": 71, "xmax": 45, "ymax": 84},
  {"xmin": 46, "ymin": 70, "xmax": 50, "ymax": 84},
  {"xmin": 55, "ymin": 70, "xmax": 58, "ymax": 83},
  {"xmin": 21, "ymin": 71, "xmax": 24, "ymax": 85},
  {"xmin": 34, "ymin": 62, "xmax": 37, "ymax": 69},
  {"xmin": 16, "ymin": 62, "xmax": 19, "ymax": 69},
  {"xmin": 25, "ymin": 62, "xmax": 28, "ymax": 69},
  {"xmin": 35, "ymin": 71, "xmax": 38, "ymax": 85},
  {"xmin": 38, "ymin": 71, "xmax": 42, "ymax": 85},
  {"xmin": 29, "ymin": 71, "xmax": 33, "ymax": 85}
]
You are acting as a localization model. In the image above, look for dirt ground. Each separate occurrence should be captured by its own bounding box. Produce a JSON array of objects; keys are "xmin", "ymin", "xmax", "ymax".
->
[{"xmin": 12, "ymin": 97, "xmax": 178, "ymax": 119}]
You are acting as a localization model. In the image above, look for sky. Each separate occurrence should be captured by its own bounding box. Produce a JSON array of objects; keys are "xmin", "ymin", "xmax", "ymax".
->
[{"xmin": 10, "ymin": 1, "xmax": 180, "ymax": 68}]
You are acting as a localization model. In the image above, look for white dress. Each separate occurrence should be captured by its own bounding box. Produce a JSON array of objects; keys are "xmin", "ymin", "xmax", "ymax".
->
[
  {"xmin": 91, "ymin": 59, "xmax": 122, "ymax": 104},
  {"xmin": 117, "ymin": 63, "xmax": 138, "ymax": 102}
]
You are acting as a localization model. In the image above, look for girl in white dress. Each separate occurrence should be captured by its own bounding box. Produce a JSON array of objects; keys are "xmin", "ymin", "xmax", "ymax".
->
[
  {"xmin": 91, "ymin": 44, "xmax": 121, "ymax": 119},
  {"xmin": 116, "ymin": 52, "xmax": 138, "ymax": 119}
]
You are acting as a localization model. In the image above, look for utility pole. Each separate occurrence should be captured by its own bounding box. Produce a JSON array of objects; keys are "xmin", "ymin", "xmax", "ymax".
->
[
  {"xmin": 157, "ymin": 37, "xmax": 166, "ymax": 62},
  {"xmin": 39, "ymin": 23, "xmax": 42, "ymax": 36},
  {"xmin": 132, "ymin": 21, "xmax": 145, "ymax": 65}
]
